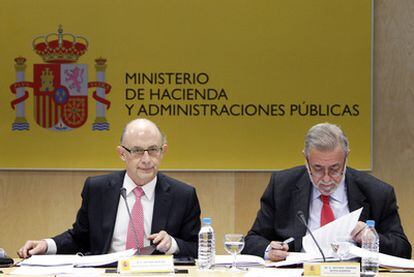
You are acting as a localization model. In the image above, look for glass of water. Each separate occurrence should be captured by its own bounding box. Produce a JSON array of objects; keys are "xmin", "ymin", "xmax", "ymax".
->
[{"xmin": 223, "ymin": 234, "xmax": 245, "ymax": 270}]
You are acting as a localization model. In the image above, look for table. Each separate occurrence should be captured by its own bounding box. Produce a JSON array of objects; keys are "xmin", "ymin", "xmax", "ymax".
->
[
  {"xmin": 1, "ymin": 266, "xmax": 242, "ymax": 276},
  {"xmin": 1, "ymin": 266, "xmax": 413, "ymax": 276}
]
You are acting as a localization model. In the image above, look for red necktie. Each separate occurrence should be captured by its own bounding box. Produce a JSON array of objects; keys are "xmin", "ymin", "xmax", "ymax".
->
[
  {"xmin": 126, "ymin": 187, "xmax": 145, "ymax": 249},
  {"xmin": 320, "ymin": 195, "xmax": 335, "ymax": 227}
]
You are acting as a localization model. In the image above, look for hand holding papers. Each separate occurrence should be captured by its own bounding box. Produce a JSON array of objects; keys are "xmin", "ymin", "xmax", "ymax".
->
[
  {"xmin": 268, "ymin": 209, "xmax": 363, "ymax": 268},
  {"xmin": 302, "ymin": 208, "xmax": 362, "ymax": 258}
]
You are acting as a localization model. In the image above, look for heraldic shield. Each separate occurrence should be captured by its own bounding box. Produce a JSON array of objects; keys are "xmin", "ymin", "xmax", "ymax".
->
[
  {"xmin": 33, "ymin": 63, "xmax": 88, "ymax": 130},
  {"xmin": 10, "ymin": 25, "xmax": 111, "ymax": 132}
]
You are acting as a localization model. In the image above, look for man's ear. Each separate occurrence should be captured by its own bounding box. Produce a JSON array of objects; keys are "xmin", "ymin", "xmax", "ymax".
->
[
  {"xmin": 162, "ymin": 144, "xmax": 168, "ymax": 154},
  {"xmin": 116, "ymin": 146, "xmax": 126, "ymax": 161}
]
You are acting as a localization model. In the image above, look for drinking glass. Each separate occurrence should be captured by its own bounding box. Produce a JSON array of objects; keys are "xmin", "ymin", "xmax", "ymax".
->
[
  {"xmin": 223, "ymin": 234, "xmax": 245, "ymax": 270},
  {"xmin": 330, "ymin": 236, "xmax": 352, "ymax": 261}
]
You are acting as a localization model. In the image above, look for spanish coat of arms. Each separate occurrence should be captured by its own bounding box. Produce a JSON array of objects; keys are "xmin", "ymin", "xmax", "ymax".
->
[{"xmin": 10, "ymin": 25, "xmax": 111, "ymax": 131}]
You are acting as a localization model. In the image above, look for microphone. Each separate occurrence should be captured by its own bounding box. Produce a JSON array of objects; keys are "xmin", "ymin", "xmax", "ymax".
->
[
  {"xmin": 296, "ymin": 210, "xmax": 326, "ymax": 262},
  {"xmin": 120, "ymin": 188, "xmax": 140, "ymax": 255}
]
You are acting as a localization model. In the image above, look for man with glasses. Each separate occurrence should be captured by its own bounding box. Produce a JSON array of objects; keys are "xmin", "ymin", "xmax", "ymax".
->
[
  {"xmin": 18, "ymin": 118, "xmax": 201, "ymax": 258},
  {"xmin": 243, "ymin": 123, "xmax": 411, "ymax": 261}
]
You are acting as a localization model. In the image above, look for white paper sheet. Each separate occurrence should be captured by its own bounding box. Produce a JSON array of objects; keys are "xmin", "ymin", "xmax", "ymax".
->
[
  {"xmin": 349, "ymin": 245, "xmax": 414, "ymax": 269},
  {"xmin": 246, "ymin": 267, "xmax": 303, "ymax": 277},
  {"xmin": 17, "ymin": 255, "xmax": 79, "ymax": 267},
  {"xmin": 215, "ymin": 254, "xmax": 265, "ymax": 267},
  {"xmin": 75, "ymin": 249, "xmax": 135, "ymax": 267},
  {"xmin": 267, "ymin": 252, "xmax": 340, "ymax": 267},
  {"xmin": 302, "ymin": 207, "xmax": 362, "ymax": 255},
  {"xmin": 9, "ymin": 266, "xmax": 100, "ymax": 276},
  {"xmin": 17, "ymin": 249, "xmax": 135, "ymax": 267}
]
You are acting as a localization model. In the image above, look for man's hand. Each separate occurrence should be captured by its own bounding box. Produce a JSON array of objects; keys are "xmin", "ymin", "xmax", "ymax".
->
[
  {"xmin": 268, "ymin": 241, "xmax": 289, "ymax": 262},
  {"xmin": 17, "ymin": 240, "xmax": 48, "ymax": 258},
  {"xmin": 148, "ymin": 230, "xmax": 172, "ymax": 253},
  {"xmin": 351, "ymin": 221, "xmax": 368, "ymax": 243}
]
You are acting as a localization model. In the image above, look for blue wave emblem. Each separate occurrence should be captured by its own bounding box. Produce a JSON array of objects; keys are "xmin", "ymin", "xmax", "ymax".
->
[
  {"xmin": 12, "ymin": 123, "xmax": 29, "ymax": 131},
  {"xmin": 92, "ymin": 122, "xmax": 110, "ymax": 131}
]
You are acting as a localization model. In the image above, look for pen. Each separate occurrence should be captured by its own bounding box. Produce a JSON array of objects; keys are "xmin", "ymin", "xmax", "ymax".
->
[
  {"xmin": 282, "ymin": 237, "xmax": 295, "ymax": 246},
  {"xmin": 266, "ymin": 237, "xmax": 295, "ymax": 253}
]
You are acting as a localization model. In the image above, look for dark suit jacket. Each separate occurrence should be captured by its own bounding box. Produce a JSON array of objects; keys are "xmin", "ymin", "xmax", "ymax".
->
[
  {"xmin": 52, "ymin": 171, "xmax": 201, "ymax": 258},
  {"xmin": 243, "ymin": 166, "xmax": 411, "ymax": 258}
]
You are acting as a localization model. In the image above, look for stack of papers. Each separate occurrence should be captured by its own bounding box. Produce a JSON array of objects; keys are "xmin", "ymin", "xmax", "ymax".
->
[
  {"xmin": 246, "ymin": 268, "xmax": 304, "ymax": 277},
  {"xmin": 349, "ymin": 245, "xmax": 414, "ymax": 269},
  {"xmin": 215, "ymin": 254, "xmax": 266, "ymax": 267},
  {"xmin": 12, "ymin": 249, "xmax": 135, "ymax": 275},
  {"xmin": 268, "ymin": 252, "xmax": 341, "ymax": 267},
  {"xmin": 10, "ymin": 266, "xmax": 101, "ymax": 276},
  {"xmin": 269, "ymin": 208, "xmax": 414, "ymax": 271},
  {"xmin": 17, "ymin": 249, "xmax": 135, "ymax": 267}
]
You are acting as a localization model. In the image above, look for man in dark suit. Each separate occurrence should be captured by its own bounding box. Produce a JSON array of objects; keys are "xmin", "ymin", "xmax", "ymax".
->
[
  {"xmin": 243, "ymin": 123, "xmax": 411, "ymax": 261},
  {"xmin": 18, "ymin": 118, "xmax": 201, "ymax": 258}
]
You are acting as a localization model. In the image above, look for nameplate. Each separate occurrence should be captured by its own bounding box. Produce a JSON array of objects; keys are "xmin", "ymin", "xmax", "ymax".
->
[
  {"xmin": 304, "ymin": 262, "xmax": 360, "ymax": 276},
  {"xmin": 117, "ymin": 255, "xmax": 174, "ymax": 274}
]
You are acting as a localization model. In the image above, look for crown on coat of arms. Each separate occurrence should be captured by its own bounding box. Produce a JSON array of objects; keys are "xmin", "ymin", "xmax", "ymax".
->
[{"xmin": 32, "ymin": 25, "xmax": 89, "ymax": 63}]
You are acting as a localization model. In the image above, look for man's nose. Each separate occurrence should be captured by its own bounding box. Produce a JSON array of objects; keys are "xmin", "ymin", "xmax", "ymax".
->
[
  {"xmin": 321, "ymin": 169, "xmax": 331, "ymax": 182},
  {"xmin": 140, "ymin": 150, "xmax": 151, "ymax": 162}
]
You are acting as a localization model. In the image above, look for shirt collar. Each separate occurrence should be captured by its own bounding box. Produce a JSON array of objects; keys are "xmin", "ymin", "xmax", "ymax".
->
[{"xmin": 123, "ymin": 173, "xmax": 157, "ymax": 200}]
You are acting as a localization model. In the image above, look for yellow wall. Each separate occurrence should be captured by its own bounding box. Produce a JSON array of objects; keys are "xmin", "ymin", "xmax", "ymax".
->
[
  {"xmin": 0, "ymin": 0, "xmax": 372, "ymax": 170},
  {"xmin": 1, "ymin": 0, "xmax": 414, "ymax": 256}
]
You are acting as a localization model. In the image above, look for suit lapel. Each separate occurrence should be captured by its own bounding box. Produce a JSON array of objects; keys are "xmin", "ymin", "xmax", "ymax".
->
[
  {"xmin": 346, "ymin": 170, "xmax": 370, "ymax": 222},
  {"xmin": 101, "ymin": 171, "xmax": 124, "ymax": 253},
  {"xmin": 151, "ymin": 174, "xmax": 173, "ymax": 233},
  {"xmin": 292, "ymin": 171, "xmax": 312, "ymax": 249}
]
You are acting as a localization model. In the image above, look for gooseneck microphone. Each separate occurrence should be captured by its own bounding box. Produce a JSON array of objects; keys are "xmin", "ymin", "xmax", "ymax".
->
[
  {"xmin": 296, "ymin": 210, "xmax": 326, "ymax": 262},
  {"xmin": 120, "ymin": 188, "xmax": 141, "ymax": 255}
]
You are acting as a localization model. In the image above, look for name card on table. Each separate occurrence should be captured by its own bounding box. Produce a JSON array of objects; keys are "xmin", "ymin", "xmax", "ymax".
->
[
  {"xmin": 118, "ymin": 255, "xmax": 174, "ymax": 274},
  {"xmin": 304, "ymin": 262, "xmax": 360, "ymax": 277}
]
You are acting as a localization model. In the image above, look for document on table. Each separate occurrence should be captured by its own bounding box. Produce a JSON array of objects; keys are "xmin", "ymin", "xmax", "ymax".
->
[
  {"xmin": 349, "ymin": 245, "xmax": 414, "ymax": 269},
  {"xmin": 302, "ymin": 207, "xmax": 362, "ymax": 256},
  {"xmin": 267, "ymin": 252, "xmax": 340, "ymax": 267},
  {"xmin": 9, "ymin": 266, "xmax": 100, "ymax": 276},
  {"xmin": 214, "ymin": 254, "xmax": 266, "ymax": 267},
  {"xmin": 17, "ymin": 248, "xmax": 135, "ymax": 267},
  {"xmin": 246, "ymin": 267, "xmax": 303, "ymax": 277},
  {"xmin": 75, "ymin": 249, "xmax": 135, "ymax": 267}
]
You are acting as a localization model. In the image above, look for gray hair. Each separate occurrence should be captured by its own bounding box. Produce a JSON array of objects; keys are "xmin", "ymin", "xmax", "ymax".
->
[
  {"xmin": 120, "ymin": 118, "xmax": 167, "ymax": 145},
  {"xmin": 304, "ymin": 123, "xmax": 349, "ymax": 157}
]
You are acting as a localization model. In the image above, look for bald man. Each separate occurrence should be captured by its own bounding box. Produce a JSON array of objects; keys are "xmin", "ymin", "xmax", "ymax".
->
[{"xmin": 18, "ymin": 118, "xmax": 201, "ymax": 258}]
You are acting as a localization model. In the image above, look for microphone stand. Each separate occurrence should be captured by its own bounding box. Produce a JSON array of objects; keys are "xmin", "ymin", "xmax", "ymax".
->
[{"xmin": 297, "ymin": 210, "xmax": 326, "ymax": 262}]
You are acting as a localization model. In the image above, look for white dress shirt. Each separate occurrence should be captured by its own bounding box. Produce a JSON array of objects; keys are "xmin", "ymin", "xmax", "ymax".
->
[
  {"xmin": 46, "ymin": 174, "xmax": 178, "ymax": 255},
  {"xmin": 307, "ymin": 172, "xmax": 350, "ymax": 231},
  {"xmin": 109, "ymin": 174, "xmax": 157, "ymax": 252},
  {"xmin": 264, "ymin": 169, "xmax": 350, "ymax": 259}
]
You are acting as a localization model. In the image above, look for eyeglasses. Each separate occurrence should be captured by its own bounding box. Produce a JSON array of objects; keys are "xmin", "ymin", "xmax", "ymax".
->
[
  {"xmin": 307, "ymin": 157, "xmax": 346, "ymax": 178},
  {"xmin": 121, "ymin": 145, "xmax": 163, "ymax": 158}
]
